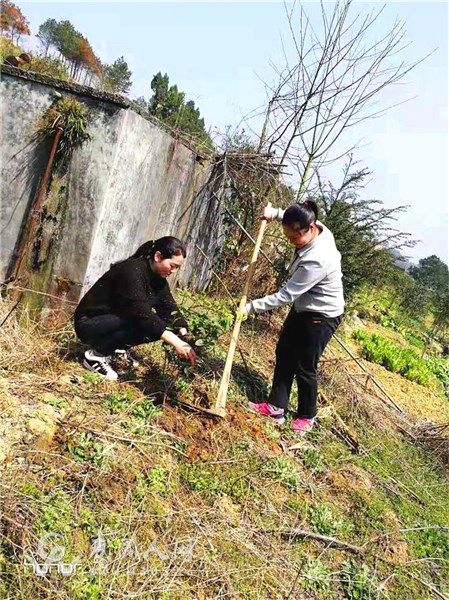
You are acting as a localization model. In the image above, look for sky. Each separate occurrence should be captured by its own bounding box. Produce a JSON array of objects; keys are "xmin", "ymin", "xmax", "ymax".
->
[{"xmin": 17, "ymin": 1, "xmax": 449, "ymax": 265}]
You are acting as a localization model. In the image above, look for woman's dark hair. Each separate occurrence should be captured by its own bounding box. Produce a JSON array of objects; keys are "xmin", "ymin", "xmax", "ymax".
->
[
  {"xmin": 132, "ymin": 236, "xmax": 187, "ymax": 260},
  {"xmin": 282, "ymin": 200, "xmax": 318, "ymax": 232},
  {"xmin": 112, "ymin": 236, "xmax": 186, "ymax": 268}
]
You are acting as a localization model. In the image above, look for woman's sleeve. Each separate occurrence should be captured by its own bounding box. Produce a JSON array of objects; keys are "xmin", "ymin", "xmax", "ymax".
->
[
  {"xmin": 270, "ymin": 207, "xmax": 285, "ymax": 221},
  {"xmin": 247, "ymin": 259, "xmax": 326, "ymax": 314},
  {"xmin": 155, "ymin": 286, "xmax": 189, "ymax": 331}
]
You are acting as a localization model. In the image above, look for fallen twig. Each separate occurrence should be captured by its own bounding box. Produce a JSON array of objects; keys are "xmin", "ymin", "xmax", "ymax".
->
[
  {"xmin": 333, "ymin": 334, "xmax": 404, "ymax": 413},
  {"xmin": 409, "ymin": 573, "xmax": 449, "ymax": 600},
  {"xmin": 365, "ymin": 525, "xmax": 449, "ymax": 548},
  {"xmin": 276, "ymin": 528, "xmax": 365, "ymax": 554}
]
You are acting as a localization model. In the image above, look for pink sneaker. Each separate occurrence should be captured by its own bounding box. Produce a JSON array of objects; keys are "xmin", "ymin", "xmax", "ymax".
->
[
  {"xmin": 292, "ymin": 417, "xmax": 315, "ymax": 435},
  {"xmin": 247, "ymin": 401, "xmax": 285, "ymax": 424}
]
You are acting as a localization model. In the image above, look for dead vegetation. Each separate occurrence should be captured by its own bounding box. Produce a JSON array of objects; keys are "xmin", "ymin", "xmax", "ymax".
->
[{"xmin": 0, "ymin": 298, "xmax": 448, "ymax": 600}]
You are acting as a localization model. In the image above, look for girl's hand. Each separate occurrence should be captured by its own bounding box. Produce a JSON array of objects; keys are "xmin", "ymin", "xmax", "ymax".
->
[
  {"xmin": 260, "ymin": 205, "xmax": 275, "ymax": 222},
  {"xmin": 174, "ymin": 341, "xmax": 197, "ymax": 364},
  {"xmin": 240, "ymin": 303, "xmax": 252, "ymax": 318},
  {"xmin": 160, "ymin": 330, "xmax": 197, "ymax": 364}
]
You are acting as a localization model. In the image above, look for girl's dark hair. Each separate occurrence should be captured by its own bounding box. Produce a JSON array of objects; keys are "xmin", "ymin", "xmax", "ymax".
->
[
  {"xmin": 282, "ymin": 200, "xmax": 318, "ymax": 232},
  {"xmin": 132, "ymin": 236, "xmax": 187, "ymax": 260},
  {"xmin": 112, "ymin": 236, "xmax": 186, "ymax": 268}
]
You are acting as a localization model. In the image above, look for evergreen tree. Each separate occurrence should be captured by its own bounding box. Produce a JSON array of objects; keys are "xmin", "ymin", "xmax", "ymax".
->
[
  {"xmin": 149, "ymin": 72, "xmax": 213, "ymax": 150},
  {"xmin": 103, "ymin": 56, "xmax": 132, "ymax": 94},
  {"xmin": 409, "ymin": 255, "xmax": 449, "ymax": 296}
]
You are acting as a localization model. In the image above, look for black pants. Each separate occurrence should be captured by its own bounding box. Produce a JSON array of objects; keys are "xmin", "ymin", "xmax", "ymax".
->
[
  {"xmin": 269, "ymin": 310, "xmax": 342, "ymax": 419},
  {"xmin": 75, "ymin": 314, "xmax": 161, "ymax": 356}
]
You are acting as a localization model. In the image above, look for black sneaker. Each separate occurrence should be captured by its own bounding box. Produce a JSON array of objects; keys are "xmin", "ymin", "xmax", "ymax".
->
[
  {"xmin": 83, "ymin": 350, "xmax": 118, "ymax": 381},
  {"xmin": 113, "ymin": 349, "xmax": 140, "ymax": 368}
]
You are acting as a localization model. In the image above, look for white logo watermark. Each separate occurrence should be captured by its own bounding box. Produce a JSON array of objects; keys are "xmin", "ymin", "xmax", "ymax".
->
[
  {"xmin": 23, "ymin": 531, "xmax": 196, "ymax": 577},
  {"xmin": 23, "ymin": 532, "xmax": 82, "ymax": 576}
]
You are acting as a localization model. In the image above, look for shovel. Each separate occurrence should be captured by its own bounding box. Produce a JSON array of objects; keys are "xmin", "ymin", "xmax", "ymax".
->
[{"xmin": 211, "ymin": 202, "xmax": 272, "ymax": 417}]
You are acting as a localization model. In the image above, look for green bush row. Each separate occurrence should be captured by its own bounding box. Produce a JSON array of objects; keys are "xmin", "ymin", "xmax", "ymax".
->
[{"xmin": 353, "ymin": 330, "xmax": 449, "ymax": 389}]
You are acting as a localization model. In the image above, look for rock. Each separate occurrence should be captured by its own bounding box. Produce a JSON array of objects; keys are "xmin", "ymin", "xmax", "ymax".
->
[
  {"xmin": 60, "ymin": 374, "xmax": 83, "ymax": 386},
  {"xmin": 27, "ymin": 416, "xmax": 56, "ymax": 438}
]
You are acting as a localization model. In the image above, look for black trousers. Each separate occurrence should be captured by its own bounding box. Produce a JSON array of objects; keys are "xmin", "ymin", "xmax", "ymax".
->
[
  {"xmin": 74, "ymin": 314, "xmax": 161, "ymax": 356},
  {"xmin": 269, "ymin": 309, "xmax": 342, "ymax": 419}
]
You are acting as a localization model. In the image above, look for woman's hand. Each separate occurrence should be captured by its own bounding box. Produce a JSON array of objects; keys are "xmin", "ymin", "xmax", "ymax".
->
[
  {"xmin": 174, "ymin": 340, "xmax": 197, "ymax": 364},
  {"xmin": 260, "ymin": 204, "xmax": 275, "ymax": 222},
  {"xmin": 160, "ymin": 330, "xmax": 197, "ymax": 364},
  {"xmin": 240, "ymin": 303, "xmax": 252, "ymax": 318}
]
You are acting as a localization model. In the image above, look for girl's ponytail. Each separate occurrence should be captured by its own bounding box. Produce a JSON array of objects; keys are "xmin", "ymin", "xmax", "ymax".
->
[
  {"xmin": 132, "ymin": 240, "xmax": 155, "ymax": 260},
  {"xmin": 111, "ymin": 237, "xmax": 186, "ymax": 268},
  {"xmin": 302, "ymin": 200, "xmax": 318, "ymax": 220}
]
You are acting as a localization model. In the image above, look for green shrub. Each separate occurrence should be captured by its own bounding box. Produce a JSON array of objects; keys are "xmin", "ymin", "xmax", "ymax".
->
[
  {"xmin": 180, "ymin": 463, "xmax": 222, "ymax": 495},
  {"xmin": 301, "ymin": 557, "xmax": 333, "ymax": 595},
  {"xmin": 379, "ymin": 314, "xmax": 398, "ymax": 331},
  {"xmin": 0, "ymin": 36, "xmax": 22, "ymax": 62},
  {"xmin": 261, "ymin": 456, "xmax": 300, "ymax": 491},
  {"xmin": 177, "ymin": 290, "xmax": 234, "ymax": 347},
  {"xmin": 147, "ymin": 466, "xmax": 172, "ymax": 496},
  {"xmin": 67, "ymin": 432, "xmax": 113, "ymax": 466},
  {"xmin": 409, "ymin": 526, "xmax": 449, "ymax": 561},
  {"xmin": 30, "ymin": 54, "xmax": 69, "ymax": 80},
  {"xmin": 180, "ymin": 462, "xmax": 252, "ymax": 501},
  {"xmin": 401, "ymin": 329, "xmax": 425, "ymax": 349},
  {"xmin": 301, "ymin": 448, "xmax": 325, "ymax": 472},
  {"xmin": 107, "ymin": 392, "xmax": 162, "ymax": 422},
  {"xmin": 427, "ymin": 357, "xmax": 449, "ymax": 390}
]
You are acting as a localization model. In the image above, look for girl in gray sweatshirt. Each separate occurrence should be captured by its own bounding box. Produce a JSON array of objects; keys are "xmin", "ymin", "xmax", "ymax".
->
[{"xmin": 245, "ymin": 201, "xmax": 344, "ymax": 435}]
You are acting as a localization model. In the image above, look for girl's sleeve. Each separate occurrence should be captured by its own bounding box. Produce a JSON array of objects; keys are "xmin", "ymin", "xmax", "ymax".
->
[
  {"xmin": 247, "ymin": 258, "xmax": 326, "ymax": 314},
  {"xmin": 265, "ymin": 206, "xmax": 285, "ymax": 221},
  {"xmin": 155, "ymin": 286, "xmax": 188, "ymax": 331}
]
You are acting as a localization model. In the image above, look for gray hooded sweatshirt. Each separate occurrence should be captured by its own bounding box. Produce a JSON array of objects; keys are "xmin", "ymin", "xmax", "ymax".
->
[{"xmin": 247, "ymin": 209, "xmax": 344, "ymax": 318}]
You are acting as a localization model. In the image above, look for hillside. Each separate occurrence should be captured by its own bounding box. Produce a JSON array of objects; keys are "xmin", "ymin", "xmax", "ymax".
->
[{"xmin": 0, "ymin": 294, "xmax": 448, "ymax": 600}]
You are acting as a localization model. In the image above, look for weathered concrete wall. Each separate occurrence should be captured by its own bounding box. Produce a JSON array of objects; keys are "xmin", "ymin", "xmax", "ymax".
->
[
  {"xmin": 0, "ymin": 67, "xmax": 226, "ymax": 307},
  {"xmin": 0, "ymin": 71, "xmax": 56, "ymax": 276}
]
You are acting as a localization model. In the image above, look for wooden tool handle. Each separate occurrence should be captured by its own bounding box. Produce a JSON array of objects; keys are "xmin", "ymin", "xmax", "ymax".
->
[{"xmin": 214, "ymin": 202, "xmax": 272, "ymax": 415}]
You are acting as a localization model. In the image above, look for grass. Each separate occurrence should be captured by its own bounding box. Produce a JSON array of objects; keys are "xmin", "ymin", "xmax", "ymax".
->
[{"xmin": 0, "ymin": 295, "xmax": 448, "ymax": 599}]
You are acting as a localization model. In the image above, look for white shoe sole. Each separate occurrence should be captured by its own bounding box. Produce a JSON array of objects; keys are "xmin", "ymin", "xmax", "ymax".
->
[
  {"xmin": 247, "ymin": 405, "xmax": 285, "ymax": 425},
  {"xmin": 83, "ymin": 359, "xmax": 118, "ymax": 381}
]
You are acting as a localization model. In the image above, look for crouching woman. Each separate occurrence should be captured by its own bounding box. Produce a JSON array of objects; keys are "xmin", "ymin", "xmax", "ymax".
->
[{"xmin": 74, "ymin": 236, "xmax": 197, "ymax": 380}]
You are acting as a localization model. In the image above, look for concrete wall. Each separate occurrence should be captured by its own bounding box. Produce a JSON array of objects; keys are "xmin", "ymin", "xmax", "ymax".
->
[{"xmin": 0, "ymin": 67, "xmax": 226, "ymax": 307}]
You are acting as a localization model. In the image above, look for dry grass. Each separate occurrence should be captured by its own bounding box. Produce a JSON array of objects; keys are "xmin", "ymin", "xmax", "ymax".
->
[
  {"xmin": 415, "ymin": 422, "xmax": 449, "ymax": 468},
  {"xmin": 336, "ymin": 319, "xmax": 449, "ymax": 424},
  {"xmin": 0, "ymin": 302, "xmax": 58, "ymax": 372},
  {"xmin": 0, "ymin": 299, "xmax": 448, "ymax": 599}
]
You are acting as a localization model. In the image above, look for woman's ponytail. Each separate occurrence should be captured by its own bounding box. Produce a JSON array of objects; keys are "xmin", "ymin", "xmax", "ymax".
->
[
  {"xmin": 131, "ymin": 237, "xmax": 187, "ymax": 261},
  {"xmin": 302, "ymin": 200, "xmax": 318, "ymax": 220},
  {"xmin": 111, "ymin": 237, "xmax": 186, "ymax": 268},
  {"xmin": 132, "ymin": 240, "xmax": 155, "ymax": 260}
]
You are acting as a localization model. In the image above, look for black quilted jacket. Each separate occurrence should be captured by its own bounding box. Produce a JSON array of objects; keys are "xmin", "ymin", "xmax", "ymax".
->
[{"xmin": 74, "ymin": 257, "xmax": 188, "ymax": 338}]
